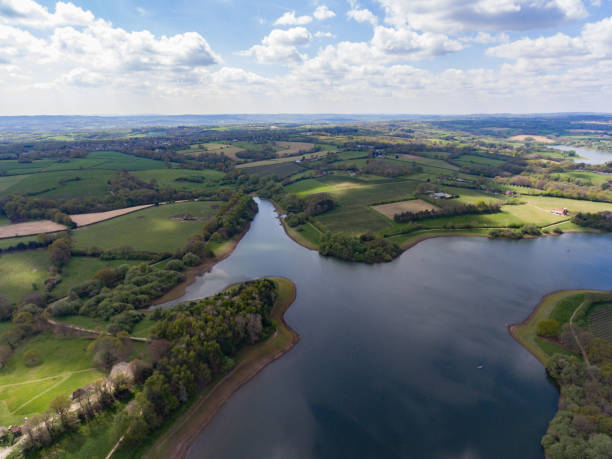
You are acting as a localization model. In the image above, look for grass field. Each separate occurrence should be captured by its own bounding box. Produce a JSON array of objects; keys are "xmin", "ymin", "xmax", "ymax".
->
[
  {"xmin": 178, "ymin": 142, "xmax": 245, "ymax": 160},
  {"xmin": 0, "ymin": 250, "xmax": 50, "ymax": 303},
  {"xmin": 510, "ymin": 290, "xmax": 597, "ymax": 364},
  {"xmin": 241, "ymin": 162, "xmax": 304, "ymax": 178},
  {"xmin": 236, "ymin": 151, "xmax": 327, "ymax": 169},
  {"xmin": 0, "ymin": 235, "xmax": 40, "ymax": 250},
  {"xmin": 503, "ymin": 196, "xmax": 612, "ymax": 226},
  {"xmin": 275, "ymin": 141, "xmax": 315, "ymax": 156},
  {"xmin": 455, "ymin": 154, "xmax": 506, "ymax": 167},
  {"xmin": 132, "ymin": 168, "xmax": 225, "ymax": 192},
  {"xmin": 0, "ymin": 333, "xmax": 103, "ymax": 426},
  {"xmin": 372, "ymin": 199, "xmax": 439, "ymax": 219},
  {"xmin": 72, "ymin": 201, "xmax": 220, "ymax": 252}
]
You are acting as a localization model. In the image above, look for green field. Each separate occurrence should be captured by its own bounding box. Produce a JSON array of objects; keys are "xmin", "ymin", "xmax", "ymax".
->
[
  {"xmin": 132, "ymin": 168, "xmax": 225, "ymax": 191},
  {"xmin": 0, "ymin": 333, "xmax": 103, "ymax": 426},
  {"xmin": 241, "ymin": 162, "xmax": 304, "ymax": 178},
  {"xmin": 0, "ymin": 250, "xmax": 50, "ymax": 303},
  {"xmin": 0, "ymin": 235, "xmax": 40, "ymax": 250},
  {"xmin": 455, "ymin": 154, "xmax": 506, "ymax": 167},
  {"xmin": 72, "ymin": 201, "xmax": 220, "ymax": 252}
]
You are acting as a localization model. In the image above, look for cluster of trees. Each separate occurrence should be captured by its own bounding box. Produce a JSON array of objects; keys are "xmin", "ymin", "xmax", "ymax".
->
[
  {"xmin": 572, "ymin": 211, "xmax": 612, "ymax": 232},
  {"xmin": 319, "ymin": 232, "xmax": 401, "ymax": 263},
  {"xmin": 0, "ymin": 195, "xmax": 75, "ymax": 226},
  {"xmin": 0, "ymin": 294, "xmax": 47, "ymax": 369},
  {"xmin": 394, "ymin": 201, "xmax": 501, "ymax": 223},
  {"xmin": 282, "ymin": 193, "xmax": 336, "ymax": 227},
  {"xmin": 199, "ymin": 193, "xmax": 258, "ymax": 244},
  {"xmin": 115, "ymin": 279, "xmax": 278, "ymax": 445},
  {"xmin": 52, "ymin": 263, "xmax": 184, "ymax": 326},
  {"xmin": 542, "ymin": 351, "xmax": 612, "ymax": 458},
  {"xmin": 488, "ymin": 223, "xmax": 545, "ymax": 239},
  {"xmin": 507, "ymin": 175, "xmax": 612, "ymax": 203}
]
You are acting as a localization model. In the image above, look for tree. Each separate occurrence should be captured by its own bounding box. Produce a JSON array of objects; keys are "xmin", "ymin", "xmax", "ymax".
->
[
  {"xmin": 49, "ymin": 394, "xmax": 71, "ymax": 423},
  {"xmin": 537, "ymin": 319, "xmax": 560, "ymax": 338},
  {"xmin": 49, "ymin": 239, "xmax": 71, "ymax": 267},
  {"xmin": 0, "ymin": 294, "xmax": 14, "ymax": 321},
  {"xmin": 23, "ymin": 348, "xmax": 42, "ymax": 366},
  {"xmin": 88, "ymin": 335, "xmax": 127, "ymax": 371}
]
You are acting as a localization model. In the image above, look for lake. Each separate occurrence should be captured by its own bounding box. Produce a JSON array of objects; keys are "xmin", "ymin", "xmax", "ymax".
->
[
  {"xmin": 550, "ymin": 144, "xmax": 612, "ymax": 165},
  {"xmin": 168, "ymin": 198, "xmax": 612, "ymax": 459}
]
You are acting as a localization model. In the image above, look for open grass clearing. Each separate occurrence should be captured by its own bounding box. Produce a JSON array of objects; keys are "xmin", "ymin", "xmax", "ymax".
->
[
  {"xmin": 178, "ymin": 142, "xmax": 245, "ymax": 160},
  {"xmin": 0, "ymin": 250, "xmax": 50, "ymax": 303},
  {"xmin": 455, "ymin": 154, "xmax": 506, "ymax": 167},
  {"xmin": 503, "ymin": 195, "xmax": 612, "ymax": 226},
  {"xmin": 0, "ymin": 332, "xmax": 103, "ymax": 426},
  {"xmin": 0, "ymin": 235, "xmax": 39, "ymax": 250},
  {"xmin": 72, "ymin": 201, "xmax": 220, "ymax": 252},
  {"xmin": 372, "ymin": 199, "xmax": 439, "ymax": 219}
]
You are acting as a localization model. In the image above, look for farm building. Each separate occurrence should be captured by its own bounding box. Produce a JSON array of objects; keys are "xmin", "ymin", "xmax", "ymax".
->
[
  {"xmin": 551, "ymin": 208, "xmax": 570, "ymax": 216},
  {"xmin": 430, "ymin": 192, "xmax": 453, "ymax": 199}
]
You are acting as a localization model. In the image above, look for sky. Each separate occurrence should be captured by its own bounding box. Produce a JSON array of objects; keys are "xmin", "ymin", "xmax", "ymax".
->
[{"xmin": 0, "ymin": 0, "xmax": 611, "ymax": 115}]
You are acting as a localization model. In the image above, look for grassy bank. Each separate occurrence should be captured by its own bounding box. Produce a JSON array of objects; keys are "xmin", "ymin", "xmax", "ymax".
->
[
  {"xmin": 509, "ymin": 289, "xmax": 600, "ymax": 364},
  {"xmin": 140, "ymin": 277, "xmax": 298, "ymax": 459}
]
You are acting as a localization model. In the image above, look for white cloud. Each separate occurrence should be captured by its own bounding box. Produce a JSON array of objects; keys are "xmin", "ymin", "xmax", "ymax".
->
[
  {"xmin": 371, "ymin": 26, "xmax": 463, "ymax": 58},
  {"xmin": 347, "ymin": 7, "xmax": 378, "ymax": 26},
  {"xmin": 0, "ymin": 0, "xmax": 94, "ymax": 28},
  {"xmin": 463, "ymin": 32, "xmax": 510, "ymax": 44},
  {"xmin": 487, "ymin": 16, "xmax": 612, "ymax": 61},
  {"xmin": 242, "ymin": 27, "xmax": 312, "ymax": 64},
  {"xmin": 315, "ymin": 31, "xmax": 335, "ymax": 38},
  {"xmin": 274, "ymin": 11, "xmax": 312, "ymax": 26},
  {"xmin": 375, "ymin": 0, "xmax": 589, "ymax": 33},
  {"xmin": 313, "ymin": 6, "xmax": 336, "ymax": 21}
]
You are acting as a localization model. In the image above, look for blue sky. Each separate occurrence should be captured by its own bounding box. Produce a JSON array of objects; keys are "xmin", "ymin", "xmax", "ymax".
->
[{"xmin": 0, "ymin": 0, "xmax": 611, "ymax": 114}]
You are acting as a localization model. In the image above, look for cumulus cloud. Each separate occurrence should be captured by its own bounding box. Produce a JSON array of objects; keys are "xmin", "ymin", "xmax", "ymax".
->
[
  {"xmin": 375, "ymin": 0, "xmax": 589, "ymax": 33},
  {"xmin": 274, "ymin": 11, "xmax": 312, "ymax": 26},
  {"xmin": 313, "ymin": 6, "xmax": 336, "ymax": 21},
  {"xmin": 347, "ymin": 6, "xmax": 378, "ymax": 26},
  {"xmin": 315, "ymin": 31, "xmax": 335, "ymax": 38},
  {"xmin": 487, "ymin": 16, "xmax": 612, "ymax": 61},
  {"xmin": 371, "ymin": 26, "xmax": 463, "ymax": 58},
  {"xmin": 0, "ymin": 0, "xmax": 94, "ymax": 28},
  {"xmin": 462, "ymin": 32, "xmax": 510, "ymax": 44},
  {"xmin": 242, "ymin": 27, "xmax": 312, "ymax": 64}
]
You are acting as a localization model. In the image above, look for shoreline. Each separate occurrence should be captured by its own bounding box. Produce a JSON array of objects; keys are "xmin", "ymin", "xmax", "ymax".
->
[
  {"xmin": 508, "ymin": 288, "xmax": 601, "ymax": 364},
  {"xmin": 144, "ymin": 277, "xmax": 299, "ymax": 459},
  {"xmin": 150, "ymin": 224, "xmax": 250, "ymax": 306}
]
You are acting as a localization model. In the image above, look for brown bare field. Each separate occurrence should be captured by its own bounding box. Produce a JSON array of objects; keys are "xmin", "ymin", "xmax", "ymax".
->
[
  {"xmin": 508, "ymin": 135, "xmax": 555, "ymax": 144},
  {"xmin": 275, "ymin": 141, "xmax": 315, "ymax": 157},
  {"xmin": 372, "ymin": 199, "xmax": 440, "ymax": 219},
  {"xmin": 70, "ymin": 204, "xmax": 152, "ymax": 227},
  {"xmin": 0, "ymin": 220, "xmax": 67, "ymax": 238}
]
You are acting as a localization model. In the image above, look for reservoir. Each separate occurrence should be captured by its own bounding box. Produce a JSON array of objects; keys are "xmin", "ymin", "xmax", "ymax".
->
[
  {"xmin": 170, "ymin": 199, "xmax": 612, "ymax": 459},
  {"xmin": 550, "ymin": 144, "xmax": 612, "ymax": 165}
]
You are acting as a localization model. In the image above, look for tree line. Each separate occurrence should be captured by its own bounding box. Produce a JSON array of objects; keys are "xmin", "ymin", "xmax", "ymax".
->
[{"xmin": 394, "ymin": 200, "xmax": 501, "ymax": 223}]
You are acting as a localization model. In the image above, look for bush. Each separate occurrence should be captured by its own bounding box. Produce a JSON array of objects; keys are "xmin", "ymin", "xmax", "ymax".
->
[
  {"xmin": 23, "ymin": 349, "xmax": 43, "ymax": 367},
  {"xmin": 165, "ymin": 259, "xmax": 184, "ymax": 272},
  {"xmin": 182, "ymin": 252, "xmax": 201, "ymax": 267},
  {"xmin": 537, "ymin": 319, "xmax": 561, "ymax": 338},
  {"xmin": 48, "ymin": 300, "xmax": 78, "ymax": 317}
]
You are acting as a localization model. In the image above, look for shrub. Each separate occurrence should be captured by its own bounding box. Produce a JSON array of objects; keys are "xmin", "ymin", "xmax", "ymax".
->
[
  {"xmin": 537, "ymin": 319, "xmax": 561, "ymax": 338},
  {"xmin": 23, "ymin": 349, "xmax": 43, "ymax": 367},
  {"xmin": 48, "ymin": 300, "xmax": 78, "ymax": 317},
  {"xmin": 182, "ymin": 252, "xmax": 201, "ymax": 267},
  {"xmin": 166, "ymin": 259, "xmax": 184, "ymax": 272}
]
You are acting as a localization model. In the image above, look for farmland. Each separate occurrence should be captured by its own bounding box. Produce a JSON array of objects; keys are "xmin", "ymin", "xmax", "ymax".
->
[
  {"xmin": 372, "ymin": 199, "xmax": 439, "ymax": 219},
  {"xmin": 72, "ymin": 201, "xmax": 220, "ymax": 252},
  {"xmin": 587, "ymin": 303, "xmax": 612, "ymax": 343}
]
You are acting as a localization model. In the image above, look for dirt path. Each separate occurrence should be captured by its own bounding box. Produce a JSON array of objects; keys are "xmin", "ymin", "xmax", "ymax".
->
[
  {"xmin": 46, "ymin": 318, "xmax": 151, "ymax": 343},
  {"xmin": 569, "ymin": 300, "xmax": 591, "ymax": 366}
]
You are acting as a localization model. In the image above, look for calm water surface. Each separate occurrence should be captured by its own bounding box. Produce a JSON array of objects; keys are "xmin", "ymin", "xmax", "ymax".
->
[
  {"xmin": 170, "ymin": 199, "xmax": 612, "ymax": 459},
  {"xmin": 550, "ymin": 144, "xmax": 612, "ymax": 165}
]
